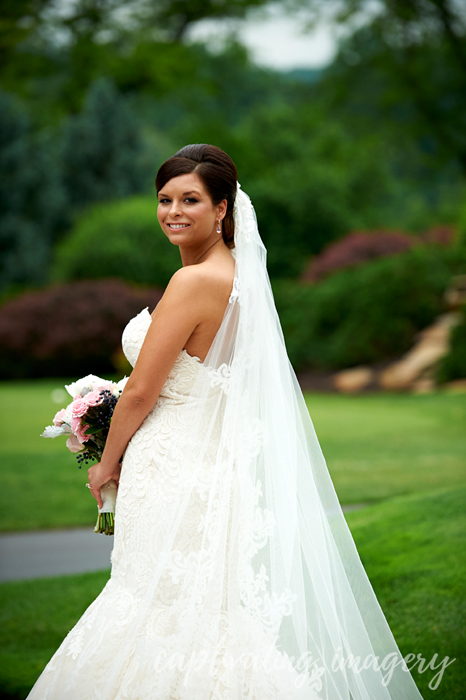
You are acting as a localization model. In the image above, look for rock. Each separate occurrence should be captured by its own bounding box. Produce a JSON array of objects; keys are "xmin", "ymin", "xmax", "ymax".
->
[
  {"xmin": 443, "ymin": 379, "xmax": 466, "ymax": 393},
  {"xmin": 333, "ymin": 366, "xmax": 374, "ymax": 393},
  {"xmin": 443, "ymin": 274, "xmax": 466, "ymax": 310},
  {"xmin": 411, "ymin": 378, "xmax": 436, "ymax": 394},
  {"xmin": 378, "ymin": 312, "xmax": 462, "ymax": 391}
]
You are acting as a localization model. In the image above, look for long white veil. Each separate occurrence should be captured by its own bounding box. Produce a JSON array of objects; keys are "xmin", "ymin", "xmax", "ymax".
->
[{"xmin": 103, "ymin": 183, "xmax": 424, "ymax": 699}]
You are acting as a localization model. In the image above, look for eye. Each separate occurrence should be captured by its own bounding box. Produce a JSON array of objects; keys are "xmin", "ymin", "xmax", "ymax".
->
[{"xmin": 157, "ymin": 197, "xmax": 198, "ymax": 204}]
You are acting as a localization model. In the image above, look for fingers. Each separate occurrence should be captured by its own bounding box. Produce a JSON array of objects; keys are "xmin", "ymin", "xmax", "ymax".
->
[
  {"xmin": 87, "ymin": 461, "xmax": 119, "ymax": 506},
  {"xmin": 91, "ymin": 486, "xmax": 103, "ymax": 509},
  {"xmin": 87, "ymin": 483, "xmax": 103, "ymax": 509}
]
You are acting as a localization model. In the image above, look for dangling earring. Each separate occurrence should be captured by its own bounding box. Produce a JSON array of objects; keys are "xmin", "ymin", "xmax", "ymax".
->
[{"xmin": 217, "ymin": 220, "xmax": 222, "ymax": 234}]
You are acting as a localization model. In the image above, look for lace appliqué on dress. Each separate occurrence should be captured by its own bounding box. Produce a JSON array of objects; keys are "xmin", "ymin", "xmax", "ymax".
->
[
  {"xmin": 229, "ymin": 277, "xmax": 241, "ymax": 304},
  {"xmin": 207, "ymin": 364, "xmax": 232, "ymax": 394}
]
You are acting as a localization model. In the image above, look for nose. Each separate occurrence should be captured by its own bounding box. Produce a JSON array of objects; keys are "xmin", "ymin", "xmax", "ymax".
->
[{"xmin": 168, "ymin": 199, "xmax": 182, "ymax": 217}]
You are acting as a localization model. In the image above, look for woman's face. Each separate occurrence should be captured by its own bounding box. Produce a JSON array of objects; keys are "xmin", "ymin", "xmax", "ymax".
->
[{"xmin": 157, "ymin": 173, "xmax": 226, "ymax": 248}]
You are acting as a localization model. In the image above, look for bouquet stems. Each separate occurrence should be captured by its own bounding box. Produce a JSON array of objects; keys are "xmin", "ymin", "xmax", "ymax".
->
[
  {"xmin": 94, "ymin": 479, "xmax": 118, "ymax": 535},
  {"xmin": 95, "ymin": 510, "xmax": 115, "ymax": 535}
]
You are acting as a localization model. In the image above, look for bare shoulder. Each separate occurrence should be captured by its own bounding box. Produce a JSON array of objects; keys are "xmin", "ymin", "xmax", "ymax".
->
[
  {"xmin": 168, "ymin": 264, "xmax": 210, "ymax": 290},
  {"xmin": 152, "ymin": 266, "xmax": 200, "ymax": 304},
  {"xmin": 165, "ymin": 261, "xmax": 234, "ymax": 304}
]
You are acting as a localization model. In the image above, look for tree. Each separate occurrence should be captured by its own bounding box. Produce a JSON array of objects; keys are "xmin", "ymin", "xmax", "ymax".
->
[
  {"xmin": 144, "ymin": 0, "xmax": 271, "ymax": 42},
  {"xmin": 0, "ymin": 0, "xmax": 272, "ymax": 114},
  {"xmin": 293, "ymin": 0, "xmax": 466, "ymax": 175},
  {"xmin": 0, "ymin": 89, "xmax": 65, "ymax": 293},
  {"xmin": 2, "ymin": 0, "xmax": 271, "ymax": 50},
  {"xmin": 61, "ymin": 77, "xmax": 149, "ymax": 208},
  {"xmin": 0, "ymin": 0, "xmax": 48, "ymax": 66},
  {"xmin": 227, "ymin": 101, "xmax": 397, "ymax": 277}
]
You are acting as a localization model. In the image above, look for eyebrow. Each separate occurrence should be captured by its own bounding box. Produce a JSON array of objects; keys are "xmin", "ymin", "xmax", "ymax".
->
[{"xmin": 158, "ymin": 190, "xmax": 201, "ymax": 197}]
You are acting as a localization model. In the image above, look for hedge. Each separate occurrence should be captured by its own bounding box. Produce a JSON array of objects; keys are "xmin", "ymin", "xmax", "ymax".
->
[
  {"xmin": 0, "ymin": 280, "xmax": 163, "ymax": 379},
  {"xmin": 301, "ymin": 227, "xmax": 455, "ymax": 283}
]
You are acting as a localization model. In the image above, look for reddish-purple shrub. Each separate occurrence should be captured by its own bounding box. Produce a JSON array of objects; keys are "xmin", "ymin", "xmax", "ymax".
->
[
  {"xmin": 0, "ymin": 279, "xmax": 163, "ymax": 378},
  {"xmin": 419, "ymin": 226, "xmax": 455, "ymax": 246},
  {"xmin": 301, "ymin": 231, "xmax": 418, "ymax": 283}
]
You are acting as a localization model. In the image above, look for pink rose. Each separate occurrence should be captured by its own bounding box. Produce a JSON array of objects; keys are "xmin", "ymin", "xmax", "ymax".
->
[
  {"xmin": 71, "ymin": 415, "xmax": 81, "ymax": 433},
  {"xmin": 66, "ymin": 434, "xmax": 83, "ymax": 453},
  {"xmin": 53, "ymin": 408, "xmax": 67, "ymax": 427},
  {"xmin": 75, "ymin": 421, "xmax": 91, "ymax": 444},
  {"xmin": 71, "ymin": 397, "xmax": 89, "ymax": 418},
  {"xmin": 85, "ymin": 390, "xmax": 103, "ymax": 407},
  {"xmin": 70, "ymin": 416, "xmax": 90, "ymax": 443}
]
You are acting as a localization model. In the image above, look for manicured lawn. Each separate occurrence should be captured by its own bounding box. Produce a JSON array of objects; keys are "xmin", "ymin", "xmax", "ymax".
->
[
  {"xmin": 0, "ymin": 485, "xmax": 464, "ymax": 699},
  {"xmin": 0, "ymin": 570, "xmax": 109, "ymax": 699},
  {"xmin": 0, "ymin": 380, "xmax": 465, "ymax": 530},
  {"xmin": 305, "ymin": 390, "xmax": 466, "ymax": 504},
  {"xmin": 345, "ymin": 485, "xmax": 466, "ymax": 699}
]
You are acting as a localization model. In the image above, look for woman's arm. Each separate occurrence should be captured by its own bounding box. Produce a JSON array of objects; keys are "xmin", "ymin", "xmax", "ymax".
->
[{"xmin": 87, "ymin": 267, "xmax": 210, "ymax": 507}]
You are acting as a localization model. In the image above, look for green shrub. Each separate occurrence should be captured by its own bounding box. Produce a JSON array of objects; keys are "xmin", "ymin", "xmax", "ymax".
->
[
  {"xmin": 436, "ymin": 306, "xmax": 466, "ymax": 383},
  {"xmin": 53, "ymin": 197, "xmax": 180, "ymax": 288},
  {"xmin": 274, "ymin": 245, "xmax": 464, "ymax": 371}
]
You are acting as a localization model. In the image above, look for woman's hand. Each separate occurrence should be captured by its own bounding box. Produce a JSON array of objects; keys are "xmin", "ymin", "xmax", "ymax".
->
[{"xmin": 87, "ymin": 460, "xmax": 121, "ymax": 509}]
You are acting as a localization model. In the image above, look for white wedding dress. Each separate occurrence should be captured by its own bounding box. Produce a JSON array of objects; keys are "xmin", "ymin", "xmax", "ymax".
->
[
  {"xmin": 28, "ymin": 183, "xmax": 425, "ymax": 700},
  {"xmin": 27, "ymin": 305, "xmax": 317, "ymax": 700}
]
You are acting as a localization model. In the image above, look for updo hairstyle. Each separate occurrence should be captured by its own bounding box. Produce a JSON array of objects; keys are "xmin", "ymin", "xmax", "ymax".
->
[{"xmin": 155, "ymin": 144, "xmax": 237, "ymax": 249}]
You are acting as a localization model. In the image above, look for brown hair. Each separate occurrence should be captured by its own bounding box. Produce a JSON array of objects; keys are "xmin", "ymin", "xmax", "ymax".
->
[{"xmin": 155, "ymin": 144, "xmax": 238, "ymax": 249}]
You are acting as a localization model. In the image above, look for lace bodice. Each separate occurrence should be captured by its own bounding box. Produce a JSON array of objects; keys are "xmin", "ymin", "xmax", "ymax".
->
[{"xmin": 121, "ymin": 307, "xmax": 205, "ymax": 400}]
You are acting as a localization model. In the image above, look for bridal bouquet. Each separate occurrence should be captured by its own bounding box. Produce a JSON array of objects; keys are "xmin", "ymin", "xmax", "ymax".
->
[{"xmin": 42, "ymin": 374, "xmax": 128, "ymax": 535}]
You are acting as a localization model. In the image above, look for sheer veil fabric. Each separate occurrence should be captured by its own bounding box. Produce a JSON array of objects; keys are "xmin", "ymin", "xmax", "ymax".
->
[{"xmin": 28, "ymin": 183, "xmax": 425, "ymax": 700}]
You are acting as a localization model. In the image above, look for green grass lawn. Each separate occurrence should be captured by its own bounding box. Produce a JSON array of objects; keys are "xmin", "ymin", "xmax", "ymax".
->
[
  {"xmin": 0, "ymin": 380, "xmax": 465, "ymax": 531},
  {"xmin": 346, "ymin": 485, "xmax": 466, "ymax": 699},
  {"xmin": 305, "ymin": 391, "xmax": 466, "ymax": 504},
  {"xmin": 0, "ymin": 485, "xmax": 464, "ymax": 699},
  {"xmin": 0, "ymin": 569, "xmax": 110, "ymax": 699}
]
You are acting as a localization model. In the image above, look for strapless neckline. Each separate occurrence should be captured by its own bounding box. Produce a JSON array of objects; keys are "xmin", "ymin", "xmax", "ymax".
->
[{"xmin": 139, "ymin": 307, "xmax": 203, "ymax": 366}]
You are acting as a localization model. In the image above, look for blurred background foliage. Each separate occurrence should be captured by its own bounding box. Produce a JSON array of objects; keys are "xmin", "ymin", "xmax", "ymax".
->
[{"xmin": 1, "ymin": 0, "xmax": 465, "ymax": 376}]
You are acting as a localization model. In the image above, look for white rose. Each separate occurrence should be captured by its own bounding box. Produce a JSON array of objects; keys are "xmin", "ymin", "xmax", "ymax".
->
[
  {"xmin": 65, "ymin": 374, "xmax": 107, "ymax": 398},
  {"xmin": 41, "ymin": 425, "xmax": 67, "ymax": 438}
]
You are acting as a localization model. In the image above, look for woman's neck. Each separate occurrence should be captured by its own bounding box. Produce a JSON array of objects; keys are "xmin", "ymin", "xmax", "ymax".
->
[{"xmin": 179, "ymin": 235, "xmax": 225, "ymax": 267}]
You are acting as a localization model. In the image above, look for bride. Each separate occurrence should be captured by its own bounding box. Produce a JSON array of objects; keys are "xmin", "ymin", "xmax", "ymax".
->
[{"xmin": 27, "ymin": 144, "xmax": 424, "ymax": 699}]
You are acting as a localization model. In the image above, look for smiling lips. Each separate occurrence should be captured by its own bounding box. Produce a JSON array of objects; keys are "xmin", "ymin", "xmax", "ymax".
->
[{"xmin": 167, "ymin": 223, "xmax": 190, "ymax": 229}]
